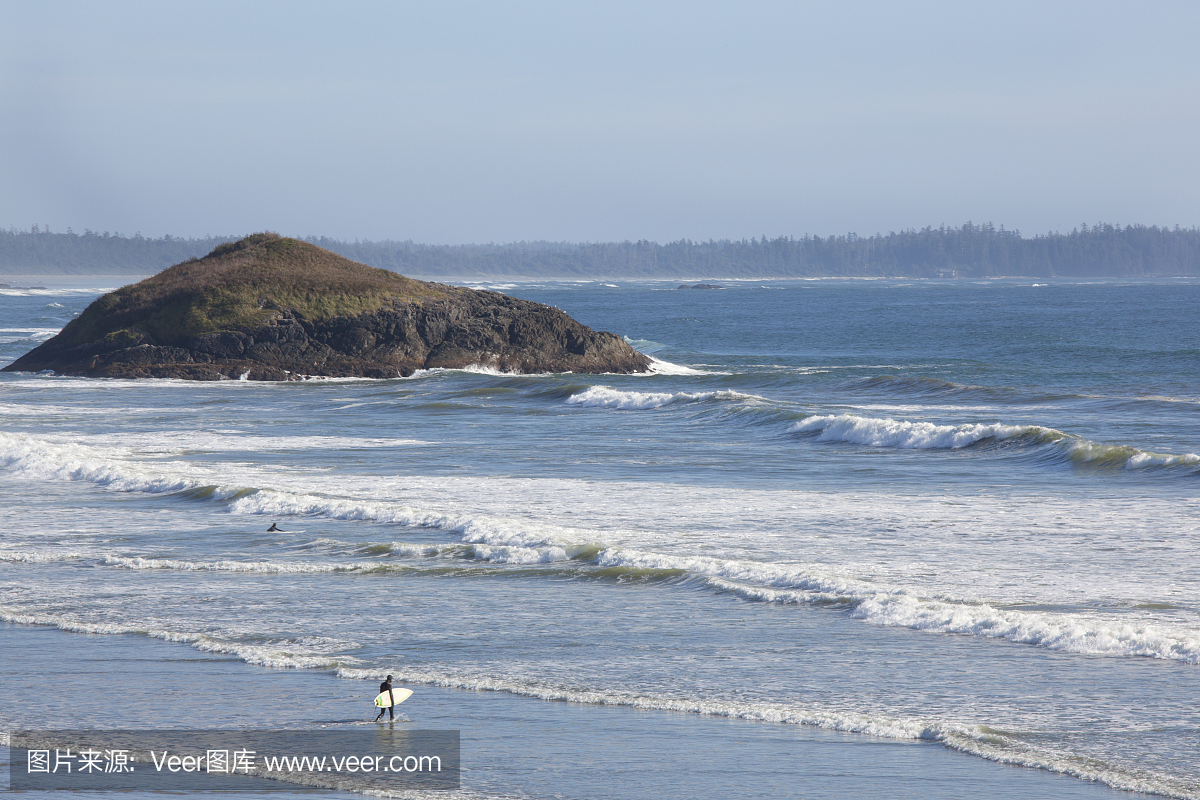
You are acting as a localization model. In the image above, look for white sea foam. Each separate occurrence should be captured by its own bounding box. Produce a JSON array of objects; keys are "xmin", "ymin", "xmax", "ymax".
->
[
  {"xmin": 399, "ymin": 364, "xmax": 558, "ymax": 379},
  {"xmin": 187, "ymin": 636, "xmax": 362, "ymax": 671},
  {"xmin": 0, "ymin": 430, "xmax": 588, "ymax": 551},
  {"xmin": 326, "ymin": 664, "xmax": 1191, "ymax": 799},
  {"xmin": 468, "ymin": 543, "xmax": 571, "ymax": 564},
  {"xmin": 0, "ymin": 402, "xmax": 187, "ymax": 417},
  {"xmin": 0, "ymin": 430, "xmax": 428, "ymax": 461},
  {"xmin": 101, "ymin": 544, "xmax": 572, "ymax": 571},
  {"xmin": 337, "ymin": 663, "xmax": 953, "ymax": 738},
  {"xmin": 459, "ymin": 364, "xmax": 512, "ymax": 376},
  {"xmin": 378, "ymin": 542, "xmax": 448, "ymax": 557},
  {"xmin": 645, "ymin": 357, "xmax": 709, "ymax": 375},
  {"xmin": 372, "ymin": 541, "xmax": 453, "ymax": 558},
  {"xmin": 1121, "ymin": 450, "xmax": 1200, "ymax": 468},
  {"xmin": 6, "ymin": 429, "xmax": 1200, "ymax": 665},
  {"xmin": 0, "ymin": 607, "xmax": 158, "ymax": 637},
  {"xmin": 420, "ymin": 352, "xmax": 715, "ymax": 378},
  {"xmin": 1135, "ymin": 394, "xmax": 1200, "ymax": 406},
  {"xmin": 0, "ymin": 431, "xmax": 208, "ymax": 494},
  {"xmin": 0, "ymin": 327, "xmax": 60, "ymax": 344},
  {"xmin": 789, "ymin": 413, "xmax": 1037, "ymax": 448},
  {"xmin": 593, "ymin": 549, "xmax": 1200, "ymax": 663},
  {"xmin": 102, "ymin": 555, "xmax": 373, "ymax": 574},
  {"xmin": 0, "ymin": 327, "xmax": 60, "ymax": 336},
  {"xmin": 0, "ymin": 549, "xmax": 92, "ymax": 564},
  {"xmin": 790, "ymin": 413, "xmax": 1200, "ymax": 470},
  {"xmin": 91, "ymin": 520, "xmax": 1200, "ymax": 666},
  {"xmin": 0, "ymin": 605, "xmax": 362, "ymax": 671},
  {"xmin": 850, "ymin": 594, "xmax": 1200, "ymax": 662},
  {"xmin": 232, "ymin": 490, "xmax": 600, "ymax": 565},
  {"xmin": 565, "ymin": 385, "xmax": 761, "ymax": 410},
  {"xmin": 594, "ymin": 548, "xmax": 868, "ymax": 597}
]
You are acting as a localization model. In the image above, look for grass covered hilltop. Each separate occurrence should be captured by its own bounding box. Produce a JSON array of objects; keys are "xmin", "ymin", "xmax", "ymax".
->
[{"xmin": 3, "ymin": 233, "xmax": 651, "ymax": 379}]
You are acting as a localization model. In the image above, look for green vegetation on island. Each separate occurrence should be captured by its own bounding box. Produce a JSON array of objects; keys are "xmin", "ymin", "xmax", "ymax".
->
[
  {"xmin": 52, "ymin": 232, "xmax": 446, "ymax": 350},
  {"xmin": 3, "ymin": 234, "xmax": 650, "ymax": 380}
]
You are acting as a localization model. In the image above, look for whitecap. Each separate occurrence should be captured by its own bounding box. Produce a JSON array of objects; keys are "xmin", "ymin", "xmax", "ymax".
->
[
  {"xmin": 565, "ymin": 386, "xmax": 762, "ymax": 410},
  {"xmin": 645, "ymin": 357, "xmax": 709, "ymax": 375},
  {"xmin": 7, "ymin": 429, "xmax": 1200, "ymax": 667},
  {"xmin": 788, "ymin": 413, "xmax": 1200, "ymax": 470},
  {"xmin": 789, "ymin": 413, "xmax": 1037, "ymax": 449}
]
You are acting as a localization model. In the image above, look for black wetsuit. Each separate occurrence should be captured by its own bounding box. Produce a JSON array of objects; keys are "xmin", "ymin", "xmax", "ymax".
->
[{"xmin": 375, "ymin": 680, "xmax": 394, "ymax": 720}]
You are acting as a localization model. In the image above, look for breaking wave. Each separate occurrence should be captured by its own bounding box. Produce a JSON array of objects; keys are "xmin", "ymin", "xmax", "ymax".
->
[
  {"xmin": 5, "ymin": 429, "xmax": 1200, "ymax": 666},
  {"xmin": 0, "ymin": 595, "xmax": 1190, "ymax": 797},
  {"xmin": 789, "ymin": 413, "xmax": 1200, "ymax": 470},
  {"xmin": 0, "ymin": 606, "xmax": 359, "ymax": 671},
  {"xmin": 645, "ymin": 357, "xmax": 709, "ymax": 376},
  {"xmin": 326, "ymin": 664, "xmax": 1195, "ymax": 799},
  {"xmin": 14, "ymin": 542, "xmax": 1200, "ymax": 666},
  {"xmin": 790, "ymin": 413, "xmax": 1035, "ymax": 448},
  {"xmin": 565, "ymin": 386, "xmax": 763, "ymax": 410}
]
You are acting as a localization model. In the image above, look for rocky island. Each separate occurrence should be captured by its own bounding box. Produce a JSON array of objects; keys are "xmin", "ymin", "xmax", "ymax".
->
[{"xmin": 3, "ymin": 233, "xmax": 651, "ymax": 379}]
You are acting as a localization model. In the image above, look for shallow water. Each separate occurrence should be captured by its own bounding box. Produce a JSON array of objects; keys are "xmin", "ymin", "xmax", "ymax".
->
[
  {"xmin": 0, "ymin": 624, "xmax": 1144, "ymax": 800},
  {"xmin": 1, "ymin": 277, "xmax": 1198, "ymax": 798}
]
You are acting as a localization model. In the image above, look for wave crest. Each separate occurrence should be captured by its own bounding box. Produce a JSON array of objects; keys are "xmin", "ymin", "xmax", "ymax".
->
[
  {"xmin": 789, "ymin": 413, "xmax": 1200, "ymax": 470},
  {"xmin": 566, "ymin": 386, "xmax": 762, "ymax": 410},
  {"xmin": 6, "ymin": 430, "xmax": 1200, "ymax": 666},
  {"xmin": 789, "ymin": 413, "xmax": 1038, "ymax": 449}
]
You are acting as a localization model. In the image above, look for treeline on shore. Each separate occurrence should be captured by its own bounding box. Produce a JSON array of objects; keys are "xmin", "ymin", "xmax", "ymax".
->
[{"xmin": 3, "ymin": 222, "xmax": 1198, "ymax": 278}]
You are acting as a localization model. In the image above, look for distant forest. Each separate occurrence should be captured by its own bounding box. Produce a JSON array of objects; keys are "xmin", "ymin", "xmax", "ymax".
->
[{"xmin": 2, "ymin": 222, "xmax": 1198, "ymax": 278}]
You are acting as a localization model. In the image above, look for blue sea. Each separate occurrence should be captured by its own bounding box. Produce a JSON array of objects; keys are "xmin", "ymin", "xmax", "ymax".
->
[{"xmin": 1, "ymin": 276, "xmax": 1198, "ymax": 799}]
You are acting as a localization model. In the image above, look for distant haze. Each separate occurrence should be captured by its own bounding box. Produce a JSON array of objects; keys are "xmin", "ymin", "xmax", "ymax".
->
[
  {"xmin": 5, "ymin": 225, "xmax": 1197, "ymax": 278},
  {"xmin": 2, "ymin": 1, "xmax": 1198, "ymax": 243}
]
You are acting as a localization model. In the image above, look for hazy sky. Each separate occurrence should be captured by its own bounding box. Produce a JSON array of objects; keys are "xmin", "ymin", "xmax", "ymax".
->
[{"xmin": 2, "ymin": 1, "xmax": 1197, "ymax": 243}]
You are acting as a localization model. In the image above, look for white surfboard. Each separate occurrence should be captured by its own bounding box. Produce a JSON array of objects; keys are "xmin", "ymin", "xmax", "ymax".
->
[{"xmin": 374, "ymin": 688, "xmax": 413, "ymax": 708}]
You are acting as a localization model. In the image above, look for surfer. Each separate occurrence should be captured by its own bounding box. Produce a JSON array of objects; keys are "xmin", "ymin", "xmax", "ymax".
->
[
  {"xmin": 375, "ymin": 675, "xmax": 395, "ymax": 721},
  {"xmin": 268, "ymin": 523, "xmax": 281, "ymax": 532}
]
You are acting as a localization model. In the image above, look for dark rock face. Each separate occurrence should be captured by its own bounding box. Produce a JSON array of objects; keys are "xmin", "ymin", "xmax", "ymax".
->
[
  {"xmin": 677, "ymin": 283, "xmax": 724, "ymax": 290},
  {"xmin": 5, "ymin": 285, "xmax": 651, "ymax": 380}
]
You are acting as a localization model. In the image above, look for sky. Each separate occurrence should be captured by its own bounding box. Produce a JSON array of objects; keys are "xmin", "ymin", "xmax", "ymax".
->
[{"xmin": 2, "ymin": 1, "xmax": 1198, "ymax": 244}]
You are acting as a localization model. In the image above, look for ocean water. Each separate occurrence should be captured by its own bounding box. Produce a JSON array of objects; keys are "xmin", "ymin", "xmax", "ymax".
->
[{"xmin": 1, "ymin": 277, "xmax": 1198, "ymax": 799}]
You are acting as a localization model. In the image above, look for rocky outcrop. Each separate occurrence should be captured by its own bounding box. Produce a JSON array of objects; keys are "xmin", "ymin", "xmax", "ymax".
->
[{"xmin": 3, "ymin": 235, "xmax": 651, "ymax": 379}]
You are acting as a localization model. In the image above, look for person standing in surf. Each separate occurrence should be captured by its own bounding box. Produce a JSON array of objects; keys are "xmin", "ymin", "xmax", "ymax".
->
[{"xmin": 375, "ymin": 675, "xmax": 395, "ymax": 721}]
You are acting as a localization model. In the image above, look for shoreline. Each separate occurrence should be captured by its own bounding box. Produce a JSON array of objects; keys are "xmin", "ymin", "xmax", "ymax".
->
[{"xmin": 0, "ymin": 621, "xmax": 1146, "ymax": 800}]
